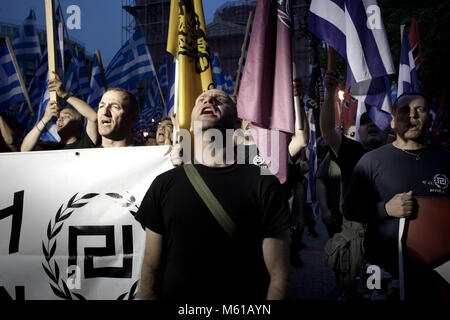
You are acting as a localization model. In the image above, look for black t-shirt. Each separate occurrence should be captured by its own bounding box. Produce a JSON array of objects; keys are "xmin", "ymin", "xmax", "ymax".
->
[
  {"xmin": 329, "ymin": 134, "xmax": 367, "ymax": 192},
  {"xmin": 39, "ymin": 134, "xmax": 98, "ymax": 150},
  {"xmin": 317, "ymin": 154, "xmax": 342, "ymax": 212},
  {"xmin": 135, "ymin": 163, "xmax": 291, "ymax": 300},
  {"xmin": 343, "ymin": 144, "xmax": 450, "ymax": 275}
]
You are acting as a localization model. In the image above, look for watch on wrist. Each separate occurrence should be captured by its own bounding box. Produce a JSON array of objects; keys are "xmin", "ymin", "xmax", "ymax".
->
[{"xmin": 62, "ymin": 93, "xmax": 72, "ymax": 106}]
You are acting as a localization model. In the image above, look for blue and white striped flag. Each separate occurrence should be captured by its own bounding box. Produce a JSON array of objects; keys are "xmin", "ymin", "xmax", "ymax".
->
[
  {"xmin": 65, "ymin": 49, "xmax": 90, "ymax": 101},
  {"xmin": 397, "ymin": 26, "xmax": 420, "ymax": 97},
  {"xmin": 0, "ymin": 41, "xmax": 27, "ymax": 112},
  {"xmin": 307, "ymin": 0, "xmax": 395, "ymax": 127},
  {"xmin": 305, "ymin": 107, "xmax": 319, "ymax": 217},
  {"xmin": 165, "ymin": 57, "xmax": 176, "ymax": 116},
  {"xmin": 224, "ymin": 71, "xmax": 234, "ymax": 95},
  {"xmin": 133, "ymin": 76, "xmax": 164, "ymax": 139},
  {"xmin": 87, "ymin": 53, "xmax": 107, "ymax": 111},
  {"xmin": 36, "ymin": 73, "xmax": 60, "ymax": 142},
  {"xmin": 212, "ymin": 53, "xmax": 225, "ymax": 91},
  {"xmin": 16, "ymin": 51, "xmax": 48, "ymax": 132},
  {"xmin": 11, "ymin": 10, "xmax": 41, "ymax": 67},
  {"xmin": 105, "ymin": 28, "xmax": 156, "ymax": 91},
  {"xmin": 158, "ymin": 58, "xmax": 168, "ymax": 94}
]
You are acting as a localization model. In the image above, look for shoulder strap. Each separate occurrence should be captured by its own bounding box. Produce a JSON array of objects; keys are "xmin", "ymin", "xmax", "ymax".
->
[{"xmin": 183, "ymin": 164, "xmax": 237, "ymax": 240}]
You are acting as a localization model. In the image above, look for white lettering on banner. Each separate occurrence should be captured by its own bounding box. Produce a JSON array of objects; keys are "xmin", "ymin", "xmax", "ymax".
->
[{"xmin": 0, "ymin": 146, "xmax": 173, "ymax": 300}]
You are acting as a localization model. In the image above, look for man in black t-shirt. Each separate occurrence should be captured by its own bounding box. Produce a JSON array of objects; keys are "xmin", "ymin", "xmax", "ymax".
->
[
  {"xmin": 343, "ymin": 92, "xmax": 450, "ymax": 299},
  {"xmin": 135, "ymin": 89, "xmax": 292, "ymax": 300},
  {"xmin": 319, "ymin": 70, "xmax": 388, "ymax": 299},
  {"xmin": 21, "ymin": 72, "xmax": 99, "ymax": 151}
]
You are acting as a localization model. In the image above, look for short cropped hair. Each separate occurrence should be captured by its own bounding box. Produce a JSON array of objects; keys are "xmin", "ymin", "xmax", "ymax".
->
[
  {"xmin": 392, "ymin": 92, "xmax": 428, "ymax": 114},
  {"xmin": 105, "ymin": 87, "xmax": 139, "ymax": 118},
  {"xmin": 60, "ymin": 107, "xmax": 83, "ymax": 121}
]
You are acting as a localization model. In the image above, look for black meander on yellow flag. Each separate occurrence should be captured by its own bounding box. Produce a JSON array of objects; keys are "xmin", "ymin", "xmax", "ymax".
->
[{"xmin": 167, "ymin": 0, "xmax": 214, "ymax": 130}]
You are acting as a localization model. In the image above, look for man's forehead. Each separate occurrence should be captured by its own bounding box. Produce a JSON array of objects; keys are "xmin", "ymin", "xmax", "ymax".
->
[
  {"xmin": 196, "ymin": 89, "xmax": 228, "ymax": 101},
  {"xmin": 101, "ymin": 90, "xmax": 126, "ymax": 103},
  {"xmin": 397, "ymin": 95, "xmax": 426, "ymax": 108},
  {"xmin": 60, "ymin": 108, "xmax": 75, "ymax": 116}
]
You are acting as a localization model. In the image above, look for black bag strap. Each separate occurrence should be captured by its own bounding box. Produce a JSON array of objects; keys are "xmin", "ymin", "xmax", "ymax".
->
[{"xmin": 183, "ymin": 164, "xmax": 237, "ymax": 240}]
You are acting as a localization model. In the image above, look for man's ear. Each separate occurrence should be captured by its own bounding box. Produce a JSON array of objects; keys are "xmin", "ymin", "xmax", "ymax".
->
[{"xmin": 390, "ymin": 117, "xmax": 396, "ymax": 131}]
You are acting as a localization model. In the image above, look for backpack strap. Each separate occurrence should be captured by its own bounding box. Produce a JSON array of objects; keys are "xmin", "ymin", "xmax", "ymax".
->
[{"xmin": 183, "ymin": 164, "xmax": 237, "ymax": 240}]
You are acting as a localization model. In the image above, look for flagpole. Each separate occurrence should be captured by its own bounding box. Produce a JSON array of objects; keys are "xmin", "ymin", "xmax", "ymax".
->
[
  {"xmin": 95, "ymin": 49, "xmax": 108, "ymax": 90},
  {"xmin": 5, "ymin": 37, "xmax": 34, "ymax": 119},
  {"xmin": 44, "ymin": 0, "xmax": 58, "ymax": 105},
  {"xmin": 233, "ymin": 10, "xmax": 253, "ymax": 99}
]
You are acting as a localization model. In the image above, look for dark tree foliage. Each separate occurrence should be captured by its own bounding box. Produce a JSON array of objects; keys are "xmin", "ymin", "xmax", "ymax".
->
[{"xmin": 379, "ymin": 0, "xmax": 450, "ymax": 98}]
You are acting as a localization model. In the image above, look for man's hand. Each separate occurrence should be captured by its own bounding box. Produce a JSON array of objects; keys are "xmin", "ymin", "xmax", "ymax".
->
[
  {"xmin": 385, "ymin": 191, "xmax": 416, "ymax": 218},
  {"xmin": 164, "ymin": 126, "xmax": 172, "ymax": 145},
  {"xmin": 42, "ymin": 101, "xmax": 59, "ymax": 124},
  {"xmin": 324, "ymin": 70, "xmax": 339, "ymax": 93},
  {"xmin": 170, "ymin": 143, "xmax": 183, "ymax": 166},
  {"xmin": 48, "ymin": 71, "xmax": 67, "ymax": 98}
]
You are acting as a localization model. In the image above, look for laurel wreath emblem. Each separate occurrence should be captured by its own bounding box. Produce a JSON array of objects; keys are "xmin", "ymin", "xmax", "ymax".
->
[{"xmin": 42, "ymin": 192, "xmax": 140, "ymax": 300}]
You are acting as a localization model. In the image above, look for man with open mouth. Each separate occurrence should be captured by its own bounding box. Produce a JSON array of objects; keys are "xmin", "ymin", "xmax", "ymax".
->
[{"xmin": 343, "ymin": 92, "xmax": 450, "ymax": 300}]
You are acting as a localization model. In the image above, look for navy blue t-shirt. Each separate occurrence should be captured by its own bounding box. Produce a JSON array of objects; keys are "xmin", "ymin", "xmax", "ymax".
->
[{"xmin": 343, "ymin": 143, "xmax": 450, "ymax": 275}]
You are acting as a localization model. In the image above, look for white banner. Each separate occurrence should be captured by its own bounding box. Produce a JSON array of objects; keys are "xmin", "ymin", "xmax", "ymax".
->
[{"xmin": 0, "ymin": 146, "xmax": 173, "ymax": 300}]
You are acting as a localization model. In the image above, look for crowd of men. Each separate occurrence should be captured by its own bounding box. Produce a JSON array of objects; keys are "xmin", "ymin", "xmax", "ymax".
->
[{"xmin": 0, "ymin": 70, "xmax": 449, "ymax": 301}]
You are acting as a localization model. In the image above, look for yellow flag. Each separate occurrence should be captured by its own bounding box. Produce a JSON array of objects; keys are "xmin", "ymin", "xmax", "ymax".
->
[{"xmin": 167, "ymin": 0, "xmax": 214, "ymax": 130}]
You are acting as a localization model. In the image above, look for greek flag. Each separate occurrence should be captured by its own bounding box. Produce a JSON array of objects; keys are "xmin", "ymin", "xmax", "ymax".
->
[
  {"xmin": 0, "ymin": 41, "xmax": 27, "ymax": 112},
  {"xmin": 36, "ymin": 73, "xmax": 60, "ymax": 142},
  {"xmin": 212, "ymin": 53, "xmax": 225, "ymax": 91},
  {"xmin": 87, "ymin": 53, "xmax": 107, "ymax": 111},
  {"xmin": 165, "ymin": 57, "xmax": 176, "ymax": 116},
  {"xmin": 307, "ymin": 0, "xmax": 395, "ymax": 127},
  {"xmin": 305, "ymin": 108, "xmax": 319, "ymax": 217},
  {"xmin": 158, "ymin": 59, "xmax": 168, "ymax": 94},
  {"xmin": 105, "ymin": 28, "xmax": 156, "ymax": 91},
  {"xmin": 0, "ymin": 40, "xmax": 26, "ymax": 111},
  {"xmin": 224, "ymin": 71, "xmax": 234, "ymax": 95},
  {"xmin": 397, "ymin": 26, "xmax": 420, "ymax": 97},
  {"xmin": 65, "ymin": 49, "xmax": 90, "ymax": 101},
  {"xmin": 16, "ymin": 51, "xmax": 48, "ymax": 132},
  {"xmin": 133, "ymin": 76, "xmax": 164, "ymax": 140},
  {"xmin": 11, "ymin": 9, "xmax": 41, "ymax": 66}
]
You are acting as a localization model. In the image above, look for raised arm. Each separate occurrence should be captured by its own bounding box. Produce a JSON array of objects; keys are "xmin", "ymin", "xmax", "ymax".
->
[
  {"xmin": 20, "ymin": 101, "xmax": 58, "ymax": 151},
  {"xmin": 0, "ymin": 115, "xmax": 19, "ymax": 152},
  {"xmin": 320, "ymin": 70, "xmax": 342, "ymax": 157},
  {"xmin": 263, "ymin": 231, "xmax": 289, "ymax": 300},
  {"xmin": 289, "ymin": 79, "xmax": 309, "ymax": 160},
  {"xmin": 48, "ymin": 72, "xmax": 99, "ymax": 144},
  {"xmin": 137, "ymin": 228, "xmax": 163, "ymax": 300}
]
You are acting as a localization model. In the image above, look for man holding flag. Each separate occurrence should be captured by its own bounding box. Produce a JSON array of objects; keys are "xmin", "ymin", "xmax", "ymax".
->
[
  {"xmin": 20, "ymin": 72, "xmax": 99, "ymax": 151},
  {"xmin": 308, "ymin": 0, "xmax": 392, "ymax": 299}
]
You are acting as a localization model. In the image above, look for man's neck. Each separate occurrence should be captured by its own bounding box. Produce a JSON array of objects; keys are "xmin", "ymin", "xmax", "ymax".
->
[
  {"xmin": 101, "ymin": 136, "xmax": 133, "ymax": 148},
  {"xmin": 393, "ymin": 137, "xmax": 426, "ymax": 150},
  {"xmin": 194, "ymin": 138, "xmax": 234, "ymax": 168},
  {"xmin": 60, "ymin": 135, "xmax": 78, "ymax": 145}
]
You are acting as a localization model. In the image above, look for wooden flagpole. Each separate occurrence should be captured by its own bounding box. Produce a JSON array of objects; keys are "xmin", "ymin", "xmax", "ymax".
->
[
  {"xmin": 95, "ymin": 49, "xmax": 108, "ymax": 90},
  {"xmin": 44, "ymin": 0, "xmax": 58, "ymax": 105},
  {"xmin": 5, "ymin": 37, "xmax": 34, "ymax": 119},
  {"xmin": 232, "ymin": 10, "xmax": 253, "ymax": 99}
]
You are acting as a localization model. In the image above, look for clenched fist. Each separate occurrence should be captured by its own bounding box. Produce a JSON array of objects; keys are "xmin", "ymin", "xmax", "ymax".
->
[{"xmin": 385, "ymin": 191, "xmax": 416, "ymax": 218}]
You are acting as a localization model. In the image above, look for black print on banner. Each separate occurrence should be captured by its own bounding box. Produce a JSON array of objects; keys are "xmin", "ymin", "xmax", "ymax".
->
[
  {"xmin": 0, "ymin": 191, "xmax": 24, "ymax": 254},
  {"xmin": 41, "ymin": 192, "xmax": 139, "ymax": 300},
  {"xmin": 0, "ymin": 286, "xmax": 25, "ymax": 300},
  {"xmin": 68, "ymin": 225, "xmax": 133, "ymax": 278}
]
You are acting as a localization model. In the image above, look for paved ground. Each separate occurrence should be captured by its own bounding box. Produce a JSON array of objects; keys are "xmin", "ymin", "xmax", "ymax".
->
[{"xmin": 289, "ymin": 218, "xmax": 339, "ymax": 300}]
